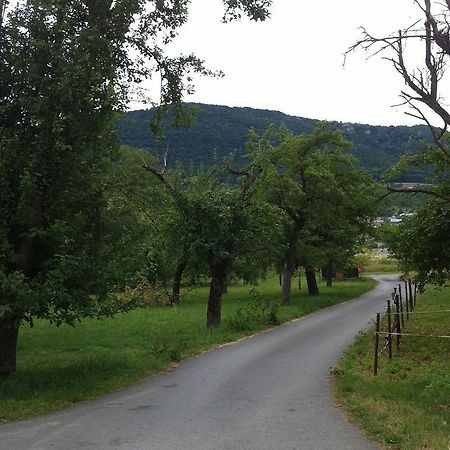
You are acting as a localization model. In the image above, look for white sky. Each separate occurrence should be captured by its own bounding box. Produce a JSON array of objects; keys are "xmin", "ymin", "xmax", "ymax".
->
[{"xmin": 132, "ymin": 0, "xmax": 440, "ymax": 127}]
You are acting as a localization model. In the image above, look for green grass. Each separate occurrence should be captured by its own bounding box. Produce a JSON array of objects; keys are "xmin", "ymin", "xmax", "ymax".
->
[
  {"xmin": 334, "ymin": 286, "xmax": 450, "ymax": 450},
  {"xmin": 0, "ymin": 276, "xmax": 377, "ymax": 423},
  {"xmin": 363, "ymin": 256, "xmax": 400, "ymax": 274}
]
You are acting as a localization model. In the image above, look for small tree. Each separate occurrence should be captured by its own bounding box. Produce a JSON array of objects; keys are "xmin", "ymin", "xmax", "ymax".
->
[{"xmin": 144, "ymin": 158, "xmax": 280, "ymax": 327}]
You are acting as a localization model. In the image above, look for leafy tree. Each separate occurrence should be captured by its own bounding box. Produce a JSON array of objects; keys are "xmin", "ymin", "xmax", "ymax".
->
[
  {"xmin": 0, "ymin": 0, "xmax": 271, "ymax": 378},
  {"xmin": 143, "ymin": 157, "xmax": 281, "ymax": 327},
  {"xmin": 391, "ymin": 199, "xmax": 450, "ymax": 286},
  {"xmin": 256, "ymin": 124, "xmax": 376, "ymax": 303},
  {"xmin": 102, "ymin": 147, "xmax": 168, "ymax": 294}
]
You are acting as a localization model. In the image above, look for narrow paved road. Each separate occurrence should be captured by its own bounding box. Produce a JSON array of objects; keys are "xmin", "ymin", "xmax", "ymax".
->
[{"xmin": 0, "ymin": 275, "xmax": 397, "ymax": 450}]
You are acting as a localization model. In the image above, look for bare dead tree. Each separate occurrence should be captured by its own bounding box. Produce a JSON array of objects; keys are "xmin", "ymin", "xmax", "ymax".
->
[{"xmin": 347, "ymin": 0, "xmax": 450, "ymax": 201}]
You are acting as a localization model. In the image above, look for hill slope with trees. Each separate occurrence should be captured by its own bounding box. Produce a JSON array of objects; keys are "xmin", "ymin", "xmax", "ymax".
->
[{"xmin": 116, "ymin": 103, "xmax": 430, "ymax": 181}]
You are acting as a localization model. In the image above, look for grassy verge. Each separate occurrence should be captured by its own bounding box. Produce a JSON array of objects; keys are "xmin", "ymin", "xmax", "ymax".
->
[
  {"xmin": 334, "ymin": 286, "xmax": 450, "ymax": 450},
  {"xmin": 363, "ymin": 256, "xmax": 400, "ymax": 274},
  {"xmin": 0, "ymin": 276, "xmax": 376, "ymax": 423}
]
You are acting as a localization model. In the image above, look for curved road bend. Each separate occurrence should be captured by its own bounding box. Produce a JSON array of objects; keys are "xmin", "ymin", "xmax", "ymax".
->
[{"xmin": 0, "ymin": 275, "xmax": 397, "ymax": 450}]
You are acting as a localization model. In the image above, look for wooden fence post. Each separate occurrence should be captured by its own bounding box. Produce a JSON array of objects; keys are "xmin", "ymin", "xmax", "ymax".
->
[
  {"xmin": 399, "ymin": 283, "xmax": 406, "ymax": 324},
  {"xmin": 404, "ymin": 280, "xmax": 409, "ymax": 311},
  {"xmin": 395, "ymin": 295, "xmax": 401, "ymax": 351},
  {"xmin": 405, "ymin": 281, "xmax": 411, "ymax": 320},
  {"xmin": 398, "ymin": 284, "xmax": 404, "ymax": 327},
  {"xmin": 405, "ymin": 282, "xmax": 410, "ymax": 320},
  {"xmin": 387, "ymin": 300, "xmax": 393, "ymax": 360},
  {"xmin": 374, "ymin": 312, "xmax": 380, "ymax": 375},
  {"xmin": 408, "ymin": 278, "xmax": 414, "ymax": 311}
]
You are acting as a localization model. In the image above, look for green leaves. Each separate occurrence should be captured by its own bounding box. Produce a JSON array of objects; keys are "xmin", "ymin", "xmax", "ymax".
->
[
  {"xmin": 391, "ymin": 199, "xmax": 450, "ymax": 286},
  {"xmin": 253, "ymin": 123, "xmax": 377, "ymax": 273},
  {"xmin": 222, "ymin": 0, "xmax": 272, "ymax": 22}
]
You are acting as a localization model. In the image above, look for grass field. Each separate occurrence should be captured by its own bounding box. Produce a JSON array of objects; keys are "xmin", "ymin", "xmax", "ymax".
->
[
  {"xmin": 334, "ymin": 286, "xmax": 450, "ymax": 450},
  {"xmin": 363, "ymin": 255, "xmax": 400, "ymax": 274},
  {"xmin": 0, "ymin": 275, "xmax": 376, "ymax": 423}
]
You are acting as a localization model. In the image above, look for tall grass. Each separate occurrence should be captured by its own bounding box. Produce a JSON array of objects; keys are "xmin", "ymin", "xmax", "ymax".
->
[
  {"xmin": 0, "ymin": 276, "xmax": 376, "ymax": 423},
  {"xmin": 363, "ymin": 256, "xmax": 400, "ymax": 274}
]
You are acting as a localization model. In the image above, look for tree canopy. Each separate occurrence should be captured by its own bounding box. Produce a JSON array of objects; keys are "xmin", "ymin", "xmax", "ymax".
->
[{"xmin": 0, "ymin": 0, "xmax": 271, "ymax": 378}]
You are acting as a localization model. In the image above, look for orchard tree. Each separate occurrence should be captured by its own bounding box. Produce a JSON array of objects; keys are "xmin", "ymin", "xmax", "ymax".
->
[
  {"xmin": 141, "ymin": 162, "xmax": 212, "ymax": 305},
  {"xmin": 144, "ymin": 158, "xmax": 281, "ymax": 327},
  {"xmin": 256, "ymin": 124, "xmax": 376, "ymax": 303},
  {"xmin": 0, "ymin": 0, "xmax": 271, "ymax": 378}
]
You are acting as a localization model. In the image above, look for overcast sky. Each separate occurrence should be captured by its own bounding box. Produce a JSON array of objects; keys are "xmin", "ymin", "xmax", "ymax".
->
[{"xmin": 133, "ymin": 0, "xmax": 435, "ymax": 127}]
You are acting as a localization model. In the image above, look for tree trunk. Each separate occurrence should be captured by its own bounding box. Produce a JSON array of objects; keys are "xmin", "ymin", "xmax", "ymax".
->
[
  {"xmin": 305, "ymin": 268, "xmax": 319, "ymax": 296},
  {"xmin": 207, "ymin": 260, "xmax": 228, "ymax": 328},
  {"xmin": 0, "ymin": 317, "xmax": 20, "ymax": 380},
  {"xmin": 326, "ymin": 261, "xmax": 333, "ymax": 287},
  {"xmin": 281, "ymin": 256, "xmax": 296, "ymax": 306},
  {"xmin": 171, "ymin": 258, "xmax": 187, "ymax": 305}
]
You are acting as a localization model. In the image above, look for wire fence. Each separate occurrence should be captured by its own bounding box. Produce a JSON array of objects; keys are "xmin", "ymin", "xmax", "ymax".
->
[{"xmin": 373, "ymin": 278, "xmax": 450, "ymax": 375}]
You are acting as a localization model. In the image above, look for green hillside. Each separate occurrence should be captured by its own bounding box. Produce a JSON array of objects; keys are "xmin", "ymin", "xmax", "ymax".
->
[{"xmin": 116, "ymin": 103, "xmax": 430, "ymax": 181}]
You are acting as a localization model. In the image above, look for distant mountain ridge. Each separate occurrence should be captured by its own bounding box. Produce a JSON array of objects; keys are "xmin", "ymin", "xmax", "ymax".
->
[{"xmin": 116, "ymin": 103, "xmax": 430, "ymax": 181}]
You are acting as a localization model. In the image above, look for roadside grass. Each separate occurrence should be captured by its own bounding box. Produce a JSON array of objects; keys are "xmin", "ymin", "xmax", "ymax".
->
[
  {"xmin": 363, "ymin": 256, "xmax": 400, "ymax": 274},
  {"xmin": 0, "ymin": 276, "xmax": 376, "ymax": 423},
  {"xmin": 334, "ymin": 286, "xmax": 450, "ymax": 450}
]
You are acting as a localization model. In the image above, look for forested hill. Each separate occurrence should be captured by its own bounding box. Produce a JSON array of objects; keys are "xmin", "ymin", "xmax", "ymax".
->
[{"xmin": 116, "ymin": 103, "xmax": 430, "ymax": 181}]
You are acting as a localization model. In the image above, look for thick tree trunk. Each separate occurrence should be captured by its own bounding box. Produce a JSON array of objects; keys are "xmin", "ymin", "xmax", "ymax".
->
[
  {"xmin": 0, "ymin": 317, "xmax": 20, "ymax": 380},
  {"xmin": 281, "ymin": 256, "xmax": 296, "ymax": 306},
  {"xmin": 171, "ymin": 258, "xmax": 187, "ymax": 305},
  {"xmin": 305, "ymin": 268, "xmax": 319, "ymax": 296},
  {"xmin": 207, "ymin": 261, "xmax": 228, "ymax": 328}
]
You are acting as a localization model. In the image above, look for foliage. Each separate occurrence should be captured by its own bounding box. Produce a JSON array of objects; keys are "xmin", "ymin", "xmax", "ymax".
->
[
  {"xmin": 372, "ymin": 222, "xmax": 398, "ymax": 247},
  {"xmin": 141, "ymin": 156, "xmax": 283, "ymax": 323},
  {"xmin": 227, "ymin": 288, "xmax": 279, "ymax": 331},
  {"xmin": 0, "ymin": 0, "xmax": 271, "ymax": 376},
  {"xmin": 390, "ymin": 199, "xmax": 450, "ymax": 286},
  {"xmin": 0, "ymin": 0, "xmax": 126, "ymax": 327},
  {"xmin": 116, "ymin": 104, "xmax": 431, "ymax": 182},
  {"xmin": 250, "ymin": 124, "xmax": 377, "ymax": 300}
]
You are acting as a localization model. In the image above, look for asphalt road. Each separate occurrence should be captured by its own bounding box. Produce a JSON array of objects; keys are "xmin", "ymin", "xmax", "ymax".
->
[{"xmin": 0, "ymin": 275, "xmax": 397, "ymax": 450}]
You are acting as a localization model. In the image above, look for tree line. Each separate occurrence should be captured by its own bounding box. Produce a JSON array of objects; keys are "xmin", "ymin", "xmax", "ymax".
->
[{"xmin": 116, "ymin": 104, "xmax": 432, "ymax": 183}]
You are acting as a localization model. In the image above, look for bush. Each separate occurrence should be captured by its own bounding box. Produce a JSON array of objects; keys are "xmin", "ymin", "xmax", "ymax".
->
[{"xmin": 227, "ymin": 288, "xmax": 279, "ymax": 331}]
